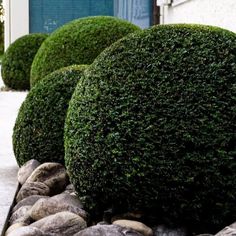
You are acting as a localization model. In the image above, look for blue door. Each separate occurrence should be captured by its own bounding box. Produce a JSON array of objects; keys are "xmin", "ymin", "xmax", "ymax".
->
[
  {"xmin": 114, "ymin": 0, "xmax": 152, "ymax": 29},
  {"xmin": 29, "ymin": 0, "xmax": 152, "ymax": 33}
]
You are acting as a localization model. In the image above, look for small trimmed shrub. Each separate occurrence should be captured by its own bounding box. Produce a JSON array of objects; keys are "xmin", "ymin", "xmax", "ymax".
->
[
  {"xmin": 30, "ymin": 16, "xmax": 141, "ymax": 87},
  {"xmin": 65, "ymin": 24, "xmax": 236, "ymax": 233},
  {"xmin": 1, "ymin": 33, "xmax": 48, "ymax": 90},
  {"xmin": 13, "ymin": 65, "xmax": 88, "ymax": 166}
]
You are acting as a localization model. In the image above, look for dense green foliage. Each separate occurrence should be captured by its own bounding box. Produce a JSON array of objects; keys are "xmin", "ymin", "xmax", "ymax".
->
[
  {"xmin": 1, "ymin": 33, "xmax": 48, "ymax": 90},
  {"xmin": 30, "ymin": 16, "xmax": 141, "ymax": 87},
  {"xmin": 13, "ymin": 65, "xmax": 88, "ymax": 166},
  {"xmin": 65, "ymin": 24, "xmax": 236, "ymax": 233}
]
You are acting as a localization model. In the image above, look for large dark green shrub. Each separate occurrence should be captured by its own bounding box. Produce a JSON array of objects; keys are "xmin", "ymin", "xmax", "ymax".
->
[
  {"xmin": 30, "ymin": 16, "xmax": 141, "ymax": 87},
  {"xmin": 65, "ymin": 24, "xmax": 236, "ymax": 233},
  {"xmin": 13, "ymin": 65, "xmax": 88, "ymax": 166},
  {"xmin": 1, "ymin": 33, "xmax": 48, "ymax": 90}
]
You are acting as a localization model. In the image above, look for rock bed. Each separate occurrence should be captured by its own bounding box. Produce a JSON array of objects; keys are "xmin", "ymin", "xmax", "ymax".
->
[{"xmin": 4, "ymin": 160, "xmax": 236, "ymax": 236}]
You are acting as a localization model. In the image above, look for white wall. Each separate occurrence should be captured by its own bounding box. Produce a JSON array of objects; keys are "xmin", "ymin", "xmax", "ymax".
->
[
  {"xmin": 164, "ymin": 0, "xmax": 236, "ymax": 33},
  {"xmin": 3, "ymin": 0, "xmax": 29, "ymax": 50}
]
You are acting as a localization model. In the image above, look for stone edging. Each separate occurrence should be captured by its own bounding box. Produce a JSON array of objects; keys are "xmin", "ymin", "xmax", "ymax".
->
[{"xmin": 3, "ymin": 160, "xmax": 236, "ymax": 236}]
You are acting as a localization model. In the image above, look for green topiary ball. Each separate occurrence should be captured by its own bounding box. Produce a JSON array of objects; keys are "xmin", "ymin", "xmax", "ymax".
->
[
  {"xmin": 65, "ymin": 24, "xmax": 236, "ymax": 233},
  {"xmin": 30, "ymin": 16, "xmax": 141, "ymax": 87},
  {"xmin": 1, "ymin": 33, "xmax": 48, "ymax": 90},
  {"xmin": 13, "ymin": 65, "xmax": 88, "ymax": 166}
]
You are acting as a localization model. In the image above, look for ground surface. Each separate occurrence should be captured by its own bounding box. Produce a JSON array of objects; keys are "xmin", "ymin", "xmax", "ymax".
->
[{"xmin": 0, "ymin": 70, "xmax": 27, "ymax": 234}]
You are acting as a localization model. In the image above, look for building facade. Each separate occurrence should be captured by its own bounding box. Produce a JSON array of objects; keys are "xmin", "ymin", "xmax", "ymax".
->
[
  {"xmin": 158, "ymin": 0, "xmax": 236, "ymax": 32},
  {"xmin": 5, "ymin": 0, "xmax": 235, "ymax": 50},
  {"xmin": 3, "ymin": 0, "xmax": 157, "ymax": 49}
]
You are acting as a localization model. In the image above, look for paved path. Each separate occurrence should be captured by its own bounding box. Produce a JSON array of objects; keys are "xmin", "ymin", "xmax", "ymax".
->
[{"xmin": 0, "ymin": 76, "xmax": 27, "ymax": 234}]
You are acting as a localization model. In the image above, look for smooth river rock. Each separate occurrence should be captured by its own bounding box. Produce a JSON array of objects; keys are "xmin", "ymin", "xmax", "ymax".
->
[
  {"xmin": 214, "ymin": 221, "xmax": 236, "ymax": 236},
  {"xmin": 111, "ymin": 212, "xmax": 144, "ymax": 223},
  {"xmin": 113, "ymin": 219, "xmax": 153, "ymax": 236},
  {"xmin": 13, "ymin": 195, "xmax": 49, "ymax": 212},
  {"xmin": 6, "ymin": 226, "xmax": 47, "ymax": 236},
  {"xmin": 229, "ymin": 222, "xmax": 236, "ymax": 229},
  {"xmin": 17, "ymin": 159, "xmax": 41, "ymax": 185},
  {"xmin": 16, "ymin": 182, "xmax": 50, "ymax": 202},
  {"xmin": 31, "ymin": 211, "xmax": 87, "ymax": 235},
  {"xmin": 9, "ymin": 206, "xmax": 32, "ymax": 225},
  {"xmin": 30, "ymin": 193, "xmax": 87, "ymax": 221},
  {"xmin": 74, "ymin": 224, "xmax": 144, "ymax": 236},
  {"xmin": 5, "ymin": 222, "xmax": 27, "ymax": 236},
  {"xmin": 215, "ymin": 226, "xmax": 236, "ymax": 236},
  {"xmin": 64, "ymin": 184, "xmax": 76, "ymax": 194},
  {"xmin": 26, "ymin": 162, "xmax": 69, "ymax": 195}
]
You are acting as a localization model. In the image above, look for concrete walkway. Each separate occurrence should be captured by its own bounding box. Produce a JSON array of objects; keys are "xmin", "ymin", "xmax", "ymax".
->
[{"xmin": 0, "ymin": 76, "xmax": 27, "ymax": 234}]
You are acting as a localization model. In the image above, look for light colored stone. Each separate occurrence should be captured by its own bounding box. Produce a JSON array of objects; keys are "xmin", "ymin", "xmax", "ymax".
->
[
  {"xmin": 229, "ymin": 222, "xmax": 236, "ymax": 229},
  {"xmin": 97, "ymin": 221, "xmax": 109, "ymax": 225},
  {"xmin": 10, "ymin": 213, "xmax": 32, "ymax": 226},
  {"xmin": 16, "ymin": 182, "xmax": 50, "ymax": 203},
  {"xmin": 30, "ymin": 193, "xmax": 87, "ymax": 221},
  {"xmin": 6, "ymin": 226, "xmax": 46, "ymax": 236},
  {"xmin": 9, "ymin": 205, "xmax": 32, "ymax": 225},
  {"xmin": 26, "ymin": 162, "xmax": 69, "ymax": 195},
  {"xmin": 17, "ymin": 159, "xmax": 41, "ymax": 185},
  {"xmin": 74, "ymin": 224, "xmax": 143, "ymax": 236},
  {"xmin": 5, "ymin": 222, "xmax": 27, "ymax": 236},
  {"xmin": 111, "ymin": 212, "xmax": 143, "ymax": 223},
  {"xmin": 13, "ymin": 195, "xmax": 49, "ymax": 212},
  {"xmin": 64, "ymin": 184, "xmax": 75, "ymax": 194},
  {"xmin": 31, "ymin": 211, "xmax": 87, "ymax": 235},
  {"xmin": 215, "ymin": 226, "xmax": 236, "ymax": 236},
  {"xmin": 113, "ymin": 219, "xmax": 153, "ymax": 236}
]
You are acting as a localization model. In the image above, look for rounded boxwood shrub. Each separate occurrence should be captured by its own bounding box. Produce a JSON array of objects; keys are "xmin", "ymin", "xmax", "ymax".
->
[
  {"xmin": 65, "ymin": 24, "xmax": 236, "ymax": 233},
  {"xmin": 13, "ymin": 65, "xmax": 88, "ymax": 166},
  {"xmin": 1, "ymin": 33, "xmax": 48, "ymax": 90},
  {"xmin": 30, "ymin": 16, "xmax": 141, "ymax": 87}
]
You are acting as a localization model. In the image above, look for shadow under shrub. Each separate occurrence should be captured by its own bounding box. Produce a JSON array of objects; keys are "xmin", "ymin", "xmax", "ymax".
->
[
  {"xmin": 13, "ymin": 65, "xmax": 88, "ymax": 166},
  {"xmin": 30, "ymin": 16, "xmax": 141, "ymax": 87},
  {"xmin": 1, "ymin": 33, "xmax": 48, "ymax": 90},
  {"xmin": 65, "ymin": 24, "xmax": 236, "ymax": 234}
]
